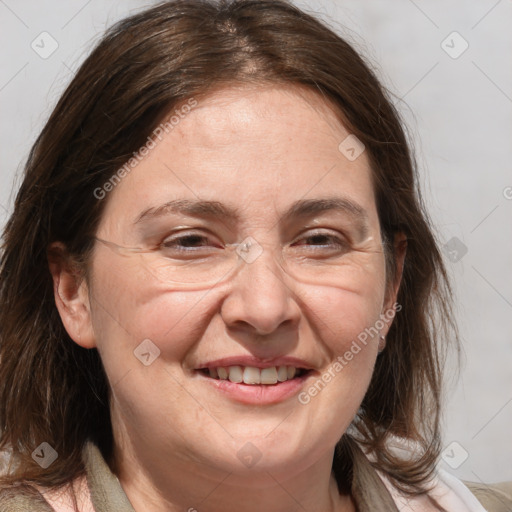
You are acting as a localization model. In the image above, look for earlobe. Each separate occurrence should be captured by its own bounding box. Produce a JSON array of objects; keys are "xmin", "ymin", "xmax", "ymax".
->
[{"xmin": 47, "ymin": 242, "xmax": 96, "ymax": 349}]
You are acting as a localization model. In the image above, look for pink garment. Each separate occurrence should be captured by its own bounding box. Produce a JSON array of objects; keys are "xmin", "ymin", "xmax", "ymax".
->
[
  {"xmin": 362, "ymin": 436, "xmax": 489, "ymax": 512},
  {"xmin": 36, "ymin": 476, "xmax": 95, "ymax": 512},
  {"xmin": 376, "ymin": 466, "xmax": 489, "ymax": 512}
]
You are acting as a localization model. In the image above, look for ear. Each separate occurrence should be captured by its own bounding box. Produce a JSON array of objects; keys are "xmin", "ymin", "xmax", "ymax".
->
[
  {"xmin": 47, "ymin": 242, "xmax": 96, "ymax": 349},
  {"xmin": 381, "ymin": 232, "xmax": 407, "ymax": 333}
]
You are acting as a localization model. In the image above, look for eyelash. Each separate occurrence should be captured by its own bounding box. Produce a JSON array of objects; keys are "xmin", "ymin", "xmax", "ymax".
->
[{"xmin": 159, "ymin": 230, "xmax": 349, "ymax": 253}]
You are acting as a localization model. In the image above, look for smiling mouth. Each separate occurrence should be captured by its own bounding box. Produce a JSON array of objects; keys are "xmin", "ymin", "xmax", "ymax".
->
[{"xmin": 198, "ymin": 365, "xmax": 311, "ymax": 385}]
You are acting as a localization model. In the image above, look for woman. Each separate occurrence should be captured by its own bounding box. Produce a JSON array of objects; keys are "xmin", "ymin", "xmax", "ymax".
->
[{"xmin": 0, "ymin": 1, "xmax": 510, "ymax": 511}]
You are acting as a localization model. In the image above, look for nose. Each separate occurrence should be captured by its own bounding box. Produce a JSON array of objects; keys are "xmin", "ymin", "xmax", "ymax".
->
[{"xmin": 220, "ymin": 241, "xmax": 301, "ymax": 338}]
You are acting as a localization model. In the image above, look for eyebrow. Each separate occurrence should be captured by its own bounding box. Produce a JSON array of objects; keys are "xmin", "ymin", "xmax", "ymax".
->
[{"xmin": 134, "ymin": 196, "xmax": 369, "ymax": 233}]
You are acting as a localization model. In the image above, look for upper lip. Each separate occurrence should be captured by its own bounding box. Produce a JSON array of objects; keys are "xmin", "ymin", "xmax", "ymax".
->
[{"xmin": 196, "ymin": 355, "xmax": 315, "ymax": 371}]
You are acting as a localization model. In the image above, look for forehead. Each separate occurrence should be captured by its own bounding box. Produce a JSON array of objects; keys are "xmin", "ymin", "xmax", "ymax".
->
[{"xmin": 98, "ymin": 85, "xmax": 378, "ymax": 231}]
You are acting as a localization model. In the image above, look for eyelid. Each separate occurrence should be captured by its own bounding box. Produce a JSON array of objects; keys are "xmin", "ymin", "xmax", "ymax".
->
[
  {"xmin": 293, "ymin": 226, "xmax": 352, "ymax": 244},
  {"xmin": 296, "ymin": 226, "xmax": 347, "ymax": 237},
  {"xmin": 162, "ymin": 229, "xmax": 213, "ymax": 241}
]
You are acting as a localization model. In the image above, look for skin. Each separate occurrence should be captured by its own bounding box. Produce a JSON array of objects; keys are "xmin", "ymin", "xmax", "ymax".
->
[{"xmin": 49, "ymin": 84, "xmax": 406, "ymax": 512}]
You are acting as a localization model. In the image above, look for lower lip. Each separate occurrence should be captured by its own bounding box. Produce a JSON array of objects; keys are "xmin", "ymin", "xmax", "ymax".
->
[{"xmin": 196, "ymin": 371, "xmax": 313, "ymax": 405}]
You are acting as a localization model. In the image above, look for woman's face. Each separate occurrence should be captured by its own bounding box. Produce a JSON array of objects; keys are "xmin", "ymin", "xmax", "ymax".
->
[{"xmin": 64, "ymin": 85, "xmax": 400, "ymax": 479}]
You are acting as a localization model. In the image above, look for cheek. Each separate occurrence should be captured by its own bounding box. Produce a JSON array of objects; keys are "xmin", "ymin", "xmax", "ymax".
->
[
  {"xmin": 301, "ymin": 284, "xmax": 383, "ymax": 394},
  {"xmin": 89, "ymin": 249, "xmax": 387, "ymax": 366},
  {"xmin": 301, "ymin": 257, "xmax": 387, "ymax": 347},
  {"xmin": 293, "ymin": 287, "xmax": 382, "ymax": 444},
  {"xmin": 294, "ymin": 267, "xmax": 385, "ymax": 412},
  {"xmin": 88, "ymin": 254, "xmax": 206, "ymax": 380}
]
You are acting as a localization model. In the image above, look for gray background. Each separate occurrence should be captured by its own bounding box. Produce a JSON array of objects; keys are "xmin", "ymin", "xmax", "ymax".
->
[{"xmin": 1, "ymin": 0, "xmax": 511, "ymax": 483}]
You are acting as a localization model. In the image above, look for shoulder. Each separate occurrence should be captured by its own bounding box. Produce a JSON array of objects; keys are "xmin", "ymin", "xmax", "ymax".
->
[
  {"xmin": 0, "ymin": 441, "xmax": 96, "ymax": 512},
  {"xmin": 35, "ymin": 474, "xmax": 94, "ymax": 512},
  {"xmin": 0, "ymin": 484, "xmax": 55, "ymax": 511},
  {"xmin": 357, "ymin": 436, "xmax": 511, "ymax": 512},
  {"xmin": 375, "ymin": 462, "xmax": 509, "ymax": 512},
  {"xmin": 0, "ymin": 474, "xmax": 94, "ymax": 512},
  {"xmin": 463, "ymin": 479, "xmax": 512, "ymax": 512}
]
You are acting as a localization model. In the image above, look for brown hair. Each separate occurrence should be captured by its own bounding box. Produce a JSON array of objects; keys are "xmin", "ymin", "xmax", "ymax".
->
[{"xmin": 0, "ymin": 0, "xmax": 458, "ymax": 505}]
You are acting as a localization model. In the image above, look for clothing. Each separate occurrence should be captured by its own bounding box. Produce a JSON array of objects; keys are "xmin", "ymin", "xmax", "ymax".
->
[{"xmin": 1, "ymin": 439, "xmax": 511, "ymax": 511}]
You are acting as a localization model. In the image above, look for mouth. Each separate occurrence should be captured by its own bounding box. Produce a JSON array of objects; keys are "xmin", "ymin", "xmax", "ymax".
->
[{"xmin": 196, "ymin": 365, "xmax": 312, "ymax": 385}]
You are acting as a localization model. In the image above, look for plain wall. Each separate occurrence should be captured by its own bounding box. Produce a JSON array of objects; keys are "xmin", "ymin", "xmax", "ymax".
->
[{"xmin": 1, "ymin": 0, "xmax": 511, "ymax": 483}]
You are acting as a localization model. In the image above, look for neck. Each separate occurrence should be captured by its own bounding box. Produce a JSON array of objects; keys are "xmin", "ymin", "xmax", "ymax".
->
[{"xmin": 111, "ymin": 433, "xmax": 355, "ymax": 512}]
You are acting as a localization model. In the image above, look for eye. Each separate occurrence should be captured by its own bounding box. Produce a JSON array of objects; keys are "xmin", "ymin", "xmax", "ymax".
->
[
  {"xmin": 160, "ymin": 231, "xmax": 220, "ymax": 254},
  {"xmin": 293, "ymin": 231, "xmax": 349, "ymax": 252}
]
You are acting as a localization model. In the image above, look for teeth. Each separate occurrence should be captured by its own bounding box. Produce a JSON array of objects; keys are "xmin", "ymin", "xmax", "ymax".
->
[
  {"xmin": 243, "ymin": 366, "xmax": 261, "ymax": 384},
  {"xmin": 206, "ymin": 365, "xmax": 303, "ymax": 385},
  {"xmin": 228, "ymin": 365, "xmax": 243, "ymax": 383},
  {"xmin": 260, "ymin": 367, "xmax": 278, "ymax": 385},
  {"xmin": 277, "ymin": 366, "xmax": 288, "ymax": 382}
]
